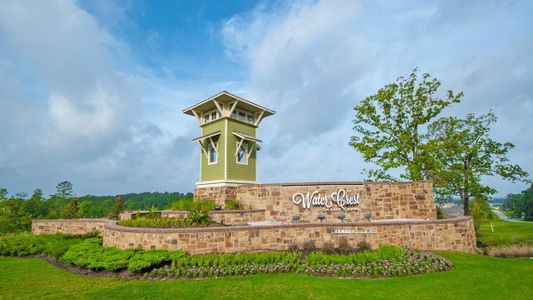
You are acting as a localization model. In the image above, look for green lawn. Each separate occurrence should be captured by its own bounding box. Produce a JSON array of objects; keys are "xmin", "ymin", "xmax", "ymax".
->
[
  {"xmin": 478, "ymin": 214, "xmax": 533, "ymax": 247},
  {"xmin": 1, "ymin": 253, "xmax": 532, "ymax": 299}
]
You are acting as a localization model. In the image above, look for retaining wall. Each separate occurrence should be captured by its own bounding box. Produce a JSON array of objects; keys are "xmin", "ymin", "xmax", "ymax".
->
[
  {"xmin": 102, "ymin": 217, "xmax": 476, "ymax": 254},
  {"xmin": 32, "ymin": 219, "xmax": 106, "ymax": 235}
]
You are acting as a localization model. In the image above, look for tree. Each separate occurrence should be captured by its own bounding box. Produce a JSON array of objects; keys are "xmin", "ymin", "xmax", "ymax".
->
[
  {"xmin": 61, "ymin": 198, "xmax": 81, "ymax": 219},
  {"xmin": 0, "ymin": 198, "xmax": 32, "ymax": 233},
  {"xmin": 0, "ymin": 188, "xmax": 8, "ymax": 200},
  {"xmin": 56, "ymin": 181, "xmax": 74, "ymax": 199},
  {"xmin": 350, "ymin": 68, "xmax": 463, "ymax": 181},
  {"xmin": 26, "ymin": 188, "xmax": 45, "ymax": 218},
  {"xmin": 428, "ymin": 112, "xmax": 529, "ymax": 215},
  {"xmin": 470, "ymin": 198, "xmax": 491, "ymax": 234},
  {"xmin": 108, "ymin": 196, "xmax": 124, "ymax": 220},
  {"xmin": 522, "ymin": 185, "xmax": 533, "ymax": 220}
]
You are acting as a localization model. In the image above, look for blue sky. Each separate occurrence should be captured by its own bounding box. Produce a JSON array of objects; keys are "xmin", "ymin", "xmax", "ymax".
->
[{"xmin": 0, "ymin": 0, "xmax": 532, "ymax": 197}]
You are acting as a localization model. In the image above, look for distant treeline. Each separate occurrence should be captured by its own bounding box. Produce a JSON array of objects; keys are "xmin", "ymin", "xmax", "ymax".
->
[
  {"xmin": 0, "ymin": 181, "xmax": 192, "ymax": 234},
  {"xmin": 502, "ymin": 184, "xmax": 533, "ymax": 220}
]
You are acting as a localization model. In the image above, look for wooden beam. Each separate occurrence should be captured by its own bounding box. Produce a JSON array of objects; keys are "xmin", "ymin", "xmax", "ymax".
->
[
  {"xmin": 208, "ymin": 137, "xmax": 218, "ymax": 153},
  {"xmin": 228, "ymin": 101, "xmax": 239, "ymax": 117},
  {"xmin": 213, "ymin": 100, "xmax": 224, "ymax": 116},
  {"xmin": 235, "ymin": 138, "xmax": 244, "ymax": 156},
  {"xmin": 198, "ymin": 140, "xmax": 208, "ymax": 158},
  {"xmin": 246, "ymin": 142, "xmax": 253, "ymax": 159},
  {"xmin": 191, "ymin": 109, "xmax": 201, "ymax": 123},
  {"xmin": 254, "ymin": 111, "xmax": 265, "ymax": 126}
]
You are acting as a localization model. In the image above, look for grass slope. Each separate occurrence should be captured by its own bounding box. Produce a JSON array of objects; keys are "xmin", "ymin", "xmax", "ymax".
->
[
  {"xmin": 478, "ymin": 214, "xmax": 533, "ymax": 247},
  {"xmin": 1, "ymin": 253, "xmax": 532, "ymax": 299}
]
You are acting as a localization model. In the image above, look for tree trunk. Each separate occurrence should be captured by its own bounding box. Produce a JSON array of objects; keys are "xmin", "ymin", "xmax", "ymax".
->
[{"xmin": 462, "ymin": 162, "xmax": 470, "ymax": 215}]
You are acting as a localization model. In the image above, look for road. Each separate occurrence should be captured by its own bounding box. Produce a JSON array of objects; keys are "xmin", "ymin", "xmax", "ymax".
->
[{"xmin": 492, "ymin": 208, "xmax": 530, "ymax": 223}]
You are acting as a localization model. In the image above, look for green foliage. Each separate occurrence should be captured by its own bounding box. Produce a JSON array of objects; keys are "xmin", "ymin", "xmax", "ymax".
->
[
  {"xmin": 0, "ymin": 198, "xmax": 32, "ymax": 234},
  {"xmin": 61, "ymin": 238, "xmax": 135, "ymax": 271},
  {"xmin": 470, "ymin": 198, "xmax": 492, "ymax": 233},
  {"xmin": 428, "ymin": 112, "xmax": 529, "ymax": 215},
  {"xmin": 107, "ymin": 196, "xmax": 124, "ymax": 220},
  {"xmin": 350, "ymin": 69, "xmax": 529, "ymax": 216},
  {"xmin": 128, "ymin": 249, "xmax": 186, "ymax": 273},
  {"xmin": 350, "ymin": 68, "xmax": 463, "ymax": 182},
  {"xmin": 503, "ymin": 184, "xmax": 533, "ymax": 220},
  {"xmin": 0, "ymin": 233, "xmax": 86, "ymax": 258},
  {"xmin": 55, "ymin": 181, "xmax": 74, "ymax": 199},
  {"xmin": 225, "ymin": 199, "xmax": 241, "ymax": 210},
  {"xmin": 118, "ymin": 215, "xmax": 211, "ymax": 228},
  {"xmin": 61, "ymin": 198, "xmax": 82, "ymax": 219},
  {"xmin": 305, "ymin": 245, "xmax": 406, "ymax": 266}
]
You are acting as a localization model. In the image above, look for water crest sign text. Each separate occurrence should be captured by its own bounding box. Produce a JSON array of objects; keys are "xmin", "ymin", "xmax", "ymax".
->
[{"xmin": 291, "ymin": 189, "xmax": 360, "ymax": 212}]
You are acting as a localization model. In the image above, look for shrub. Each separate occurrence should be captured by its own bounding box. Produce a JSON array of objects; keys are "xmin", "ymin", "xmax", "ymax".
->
[
  {"xmin": 288, "ymin": 243, "xmax": 299, "ymax": 253},
  {"xmin": 118, "ymin": 214, "xmax": 211, "ymax": 228},
  {"xmin": 302, "ymin": 240, "xmax": 316, "ymax": 254},
  {"xmin": 337, "ymin": 237, "xmax": 354, "ymax": 254},
  {"xmin": 357, "ymin": 241, "xmax": 372, "ymax": 252},
  {"xmin": 128, "ymin": 249, "xmax": 186, "ymax": 273},
  {"xmin": 61, "ymin": 238, "xmax": 136, "ymax": 271},
  {"xmin": 225, "ymin": 199, "xmax": 241, "ymax": 210},
  {"xmin": 0, "ymin": 233, "xmax": 87, "ymax": 258},
  {"xmin": 321, "ymin": 241, "xmax": 336, "ymax": 254},
  {"xmin": 187, "ymin": 210, "xmax": 210, "ymax": 226}
]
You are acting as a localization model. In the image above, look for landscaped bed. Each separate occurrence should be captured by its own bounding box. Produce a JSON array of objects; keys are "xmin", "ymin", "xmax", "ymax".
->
[{"xmin": 0, "ymin": 233, "xmax": 453, "ymax": 279}]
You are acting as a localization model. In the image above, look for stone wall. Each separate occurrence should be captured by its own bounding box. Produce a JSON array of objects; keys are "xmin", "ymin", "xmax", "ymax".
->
[
  {"xmin": 102, "ymin": 217, "xmax": 476, "ymax": 254},
  {"xmin": 209, "ymin": 209, "xmax": 265, "ymax": 225},
  {"xmin": 194, "ymin": 181, "xmax": 436, "ymax": 223},
  {"xmin": 32, "ymin": 219, "xmax": 106, "ymax": 235}
]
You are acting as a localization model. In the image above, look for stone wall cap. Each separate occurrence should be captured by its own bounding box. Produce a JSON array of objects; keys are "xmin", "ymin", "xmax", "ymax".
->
[
  {"xmin": 195, "ymin": 180, "xmax": 433, "ymax": 188},
  {"xmin": 104, "ymin": 216, "xmax": 471, "ymax": 233},
  {"xmin": 32, "ymin": 218, "xmax": 108, "ymax": 223}
]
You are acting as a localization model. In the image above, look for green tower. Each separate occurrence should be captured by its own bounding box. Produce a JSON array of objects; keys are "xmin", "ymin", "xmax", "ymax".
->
[{"xmin": 183, "ymin": 91, "xmax": 275, "ymax": 187}]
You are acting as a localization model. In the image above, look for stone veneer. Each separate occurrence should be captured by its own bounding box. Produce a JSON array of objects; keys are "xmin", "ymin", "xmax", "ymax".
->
[
  {"xmin": 31, "ymin": 217, "xmax": 477, "ymax": 254},
  {"xmin": 102, "ymin": 216, "xmax": 476, "ymax": 254},
  {"xmin": 194, "ymin": 181, "xmax": 436, "ymax": 223},
  {"xmin": 32, "ymin": 219, "xmax": 106, "ymax": 235},
  {"xmin": 31, "ymin": 181, "xmax": 477, "ymax": 254}
]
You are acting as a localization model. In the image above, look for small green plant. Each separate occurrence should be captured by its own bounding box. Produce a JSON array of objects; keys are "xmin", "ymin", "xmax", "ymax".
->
[{"xmin": 225, "ymin": 199, "xmax": 241, "ymax": 210}]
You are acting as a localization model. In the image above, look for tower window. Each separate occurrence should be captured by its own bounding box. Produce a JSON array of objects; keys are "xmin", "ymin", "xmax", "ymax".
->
[
  {"xmin": 208, "ymin": 142, "xmax": 217, "ymax": 164},
  {"xmin": 238, "ymin": 112, "xmax": 246, "ymax": 121},
  {"xmin": 237, "ymin": 143, "xmax": 248, "ymax": 164}
]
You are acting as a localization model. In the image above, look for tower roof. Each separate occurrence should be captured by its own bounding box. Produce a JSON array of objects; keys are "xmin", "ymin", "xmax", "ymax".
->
[{"xmin": 182, "ymin": 91, "xmax": 275, "ymax": 117}]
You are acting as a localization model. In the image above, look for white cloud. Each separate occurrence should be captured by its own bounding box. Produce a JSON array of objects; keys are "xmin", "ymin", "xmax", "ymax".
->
[{"xmin": 222, "ymin": 0, "xmax": 533, "ymax": 195}]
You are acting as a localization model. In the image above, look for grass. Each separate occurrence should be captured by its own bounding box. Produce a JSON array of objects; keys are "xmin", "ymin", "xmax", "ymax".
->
[
  {"xmin": 478, "ymin": 214, "xmax": 533, "ymax": 247},
  {"xmin": 0, "ymin": 252, "xmax": 532, "ymax": 299}
]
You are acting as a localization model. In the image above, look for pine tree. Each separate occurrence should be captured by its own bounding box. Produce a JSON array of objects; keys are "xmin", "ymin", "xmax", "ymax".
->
[
  {"xmin": 108, "ymin": 196, "xmax": 124, "ymax": 220},
  {"xmin": 61, "ymin": 198, "xmax": 81, "ymax": 219}
]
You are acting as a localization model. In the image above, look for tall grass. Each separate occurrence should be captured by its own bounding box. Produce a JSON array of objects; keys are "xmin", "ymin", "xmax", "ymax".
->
[{"xmin": 489, "ymin": 245, "xmax": 533, "ymax": 258}]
